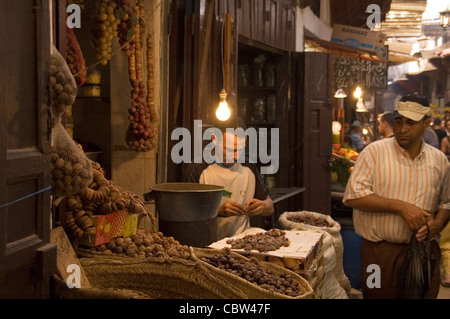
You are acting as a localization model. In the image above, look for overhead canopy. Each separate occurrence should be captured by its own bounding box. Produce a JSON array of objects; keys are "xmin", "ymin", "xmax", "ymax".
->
[
  {"xmin": 305, "ymin": 36, "xmax": 421, "ymax": 66},
  {"xmin": 305, "ymin": 37, "xmax": 386, "ymax": 62}
]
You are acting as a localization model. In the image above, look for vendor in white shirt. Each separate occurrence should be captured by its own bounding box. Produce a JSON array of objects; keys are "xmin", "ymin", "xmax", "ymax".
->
[{"xmin": 183, "ymin": 118, "xmax": 274, "ymax": 240}]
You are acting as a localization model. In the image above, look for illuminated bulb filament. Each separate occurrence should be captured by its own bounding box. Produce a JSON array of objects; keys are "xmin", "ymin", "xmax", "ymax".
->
[{"xmin": 216, "ymin": 89, "xmax": 231, "ymax": 121}]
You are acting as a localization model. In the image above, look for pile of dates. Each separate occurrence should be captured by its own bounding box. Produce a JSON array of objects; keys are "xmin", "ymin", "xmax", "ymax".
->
[
  {"xmin": 226, "ymin": 229, "xmax": 290, "ymax": 252},
  {"xmin": 200, "ymin": 253, "xmax": 300, "ymax": 297},
  {"xmin": 94, "ymin": 229, "xmax": 191, "ymax": 259},
  {"xmin": 287, "ymin": 215, "xmax": 332, "ymax": 228}
]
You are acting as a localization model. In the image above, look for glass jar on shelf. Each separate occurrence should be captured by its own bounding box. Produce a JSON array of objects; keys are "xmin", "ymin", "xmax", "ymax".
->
[
  {"xmin": 265, "ymin": 63, "xmax": 275, "ymax": 87},
  {"xmin": 252, "ymin": 96, "xmax": 266, "ymax": 122},
  {"xmin": 85, "ymin": 69, "xmax": 101, "ymax": 85},
  {"xmin": 253, "ymin": 54, "xmax": 266, "ymax": 87},
  {"xmin": 239, "ymin": 98, "xmax": 249, "ymax": 120},
  {"xmin": 266, "ymin": 95, "xmax": 276, "ymax": 122},
  {"xmin": 82, "ymin": 84, "xmax": 101, "ymax": 97},
  {"xmin": 238, "ymin": 64, "xmax": 250, "ymax": 87}
]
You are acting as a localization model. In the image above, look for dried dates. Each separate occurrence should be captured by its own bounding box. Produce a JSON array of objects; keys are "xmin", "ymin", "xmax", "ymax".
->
[
  {"xmin": 226, "ymin": 229, "xmax": 290, "ymax": 253},
  {"xmin": 201, "ymin": 253, "xmax": 301, "ymax": 297}
]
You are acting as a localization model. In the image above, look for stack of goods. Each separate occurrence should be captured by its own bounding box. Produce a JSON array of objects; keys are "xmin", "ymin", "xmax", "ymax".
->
[
  {"xmin": 60, "ymin": 160, "xmax": 156, "ymax": 245},
  {"xmin": 279, "ymin": 211, "xmax": 351, "ymax": 299}
]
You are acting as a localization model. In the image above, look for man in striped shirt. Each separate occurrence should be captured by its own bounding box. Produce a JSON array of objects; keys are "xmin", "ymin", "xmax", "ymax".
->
[{"xmin": 343, "ymin": 94, "xmax": 450, "ymax": 299}]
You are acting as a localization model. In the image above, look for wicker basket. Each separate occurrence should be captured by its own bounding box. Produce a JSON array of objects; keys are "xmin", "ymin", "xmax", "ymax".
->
[
  {"xmin": 192, "ymin": 248, "xmax": 314, "ymax": 299},
  {"xmin": 51, "ymin": 274, "xmax": 152, "ymax": 299},
  {"xmin": 77, "ymin": 250, "xmax": 246, "ymax": 299}
]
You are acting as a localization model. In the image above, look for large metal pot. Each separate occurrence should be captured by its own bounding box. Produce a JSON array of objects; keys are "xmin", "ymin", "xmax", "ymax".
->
[
  {"xmin": 144, "ymin": 183, "xmax": 224, "ymax": 222},
  {"xmin": 144, "ymin": 183, "xmax": 224, "ymax": 247}
]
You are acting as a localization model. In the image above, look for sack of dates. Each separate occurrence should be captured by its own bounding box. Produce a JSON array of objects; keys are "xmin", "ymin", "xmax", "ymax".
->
[{"xmin": 279, "ymin": 211, "xmax": 351, "ymax": 293}]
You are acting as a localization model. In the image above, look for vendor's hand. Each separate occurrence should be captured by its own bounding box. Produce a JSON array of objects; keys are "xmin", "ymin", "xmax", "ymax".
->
[
  {"xmin": 244, "ymin": 199, "xmax": 265, "ymax": 216},
  {"xmin": 398, "ymin": 202, "xmax": 431, "ymax": 231},
  {"xmin": 218, "ymin": 201, "xmax": 246, "ymax": 217},
  {"xmin": 416, "ymin": 215, "xmax": 445, "ymax": 242}
]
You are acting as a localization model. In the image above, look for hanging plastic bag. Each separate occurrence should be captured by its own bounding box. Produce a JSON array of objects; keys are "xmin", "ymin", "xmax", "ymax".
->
[
  {"xmin": 49, "ymin": 44, "xmax": 92, "ymax": 197},
  {"xmin": 51, "ymin": 122, "xmax": 93, "ymax": 197},
  {"xmin": 397, "ymin": 228, "xmax": 431, "ymax": 299},
  {"xmin": 50, "ymin": 44, "xmax": 78, "ymax": 120}
]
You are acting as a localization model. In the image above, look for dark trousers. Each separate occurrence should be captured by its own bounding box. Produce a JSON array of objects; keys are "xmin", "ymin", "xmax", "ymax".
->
[{"xmin": 360, "ymin": 238, "xmax": 441, "ymax": 299}]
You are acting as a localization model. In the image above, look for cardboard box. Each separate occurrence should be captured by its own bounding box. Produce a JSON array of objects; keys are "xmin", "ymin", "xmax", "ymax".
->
[
  {"xmin": 209, "ymin": 228, "xmax": 323, "ymax": 271},
  {"xmin": 78, "ymin": 210, "xmax": 138, "ymax": 247},
  {"xmin": 331, "ymin": 24, "xmax": 386, "ymax": 55}
]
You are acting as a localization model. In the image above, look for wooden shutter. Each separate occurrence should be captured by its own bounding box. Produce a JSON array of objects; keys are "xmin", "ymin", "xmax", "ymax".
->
[{"xmin": 0, "ymin": 0, "xmax": 56, "ymax": 298}]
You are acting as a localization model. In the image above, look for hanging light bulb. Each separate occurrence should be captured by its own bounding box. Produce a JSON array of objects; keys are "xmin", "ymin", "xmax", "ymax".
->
[
  {"xmin": 354, "ymin": 86, "xmax": 362, "ymax": 99},
  {"xmin": 356, "ymin": 98, "xmax": 367, "ymax": 112},
  {"xmin": 216, "ymin": 89, "xmax": 231, "ymax": 121},
  {"xmin": 334, "ymin": 88, "xmax": 347, "ymax": 98},
  {"xmin": 332, "ymin": 121, "xmax": 342, "ymax": 134}
]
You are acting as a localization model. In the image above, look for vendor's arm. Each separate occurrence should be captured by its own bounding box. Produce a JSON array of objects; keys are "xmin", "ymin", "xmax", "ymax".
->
[
  {"xmin": 245, "ymin": 196, "xmax": 274, "ymax": 217},
  {"xmin": 345, "ymin": 194, "xmax": 430, "ymax": 231}
]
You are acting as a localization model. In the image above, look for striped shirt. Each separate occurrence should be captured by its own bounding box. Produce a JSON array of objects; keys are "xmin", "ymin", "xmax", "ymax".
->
[{"xmin": 343, "ymin": 137, "xmax": 450, "ymax": 243}]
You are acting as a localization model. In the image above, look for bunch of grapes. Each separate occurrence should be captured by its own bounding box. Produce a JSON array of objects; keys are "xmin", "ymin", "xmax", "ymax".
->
[{"xmin": 94, "ymin": 0, "xmax": 121, "ymax": 65}]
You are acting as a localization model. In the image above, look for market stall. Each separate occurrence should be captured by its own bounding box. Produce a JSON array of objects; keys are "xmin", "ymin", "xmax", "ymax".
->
[{"xmin": 47, "ymin": 0, "xmax": 349, "ymax": 300}]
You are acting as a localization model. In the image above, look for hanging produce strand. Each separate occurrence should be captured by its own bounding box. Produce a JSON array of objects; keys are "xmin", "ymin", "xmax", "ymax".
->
[
  {"xmin": 66, "ymin": 21, "xmax": 86, "ymax": 86},
  {"xmin": 93, "ymin": 0, "xmax": 120, "ymax": 65},
  {"xmin": 125, "ymin": 0, "xmax": 157, "ymax": 152},
  {"xmin": 90, "ymin": 0, "xmax": 157, "ymax": 152}
]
